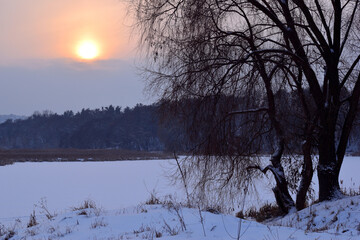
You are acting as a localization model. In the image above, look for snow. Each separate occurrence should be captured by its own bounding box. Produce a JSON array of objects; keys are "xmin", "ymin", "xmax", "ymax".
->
[
  {"xmin": 339, "ymin": 156, "xmax": 360, "ymax": 192},
  {"xmin": 0, "ymin": 160, "xmax": 179, "ymax": 220},
  {"xmin": 2, "ymin": 200, "xmax": 356, "ymax": 240},
  {"xmin": 270, "ymin": 195, "xmax": 360, "ymax": 237},
  {"xmin": 0, "ymin": 157, "xmax": 360, "ymax": 239}
]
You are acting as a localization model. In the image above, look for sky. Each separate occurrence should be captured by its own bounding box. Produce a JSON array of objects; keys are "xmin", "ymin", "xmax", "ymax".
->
[{"xmin": 0, "ymin": 0, "xmax": 150, "ymax": 116}]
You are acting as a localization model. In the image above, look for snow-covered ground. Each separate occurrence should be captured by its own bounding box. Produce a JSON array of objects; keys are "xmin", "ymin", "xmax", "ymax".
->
[
  {"xmin": 0, "ymin": 160, "xmax": 179, "ymax": 220},
  {"xmin": 269, "ymin": 195, "xmax": 360, "ymax": 237},
  {"xmin": 1, "ymin": 196, "xmax": 359, "ymax": 239},
  {"xmin": 0, "ymin": 157, "xmax": 359, "ymax": 239}
]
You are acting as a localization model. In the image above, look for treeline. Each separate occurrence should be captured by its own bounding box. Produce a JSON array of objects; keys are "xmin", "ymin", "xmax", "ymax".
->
[
  {"xmin": 0, "ymin": 114, "xmax": 26, "ymax": 124},
  {"xmin": 0, "ymin": 94, "xmax": 360, "ymax": 153},
  {"xmin": 158, "ymin": 91, "xmax": 360, "ymax": 155},
  {"xmin": 0, "ymin": 104, "xmax": 184, "ymax": 151}
]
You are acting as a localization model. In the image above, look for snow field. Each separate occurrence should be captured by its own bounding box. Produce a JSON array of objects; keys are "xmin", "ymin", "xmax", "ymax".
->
[
  {"xmin": 0, "ymin": 160, "xmax": 179, "ymax": 220},
  {"xmin": 2, "ymin": 198, "xmax": 356, "ymax": 240},
  {"xmin": 269, "ymin": 195, "xmax": 360, "ymax": 236}
]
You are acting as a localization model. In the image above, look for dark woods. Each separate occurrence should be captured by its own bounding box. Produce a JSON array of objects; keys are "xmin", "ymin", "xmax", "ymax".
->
[
  {"xmin": 0, "ymin": 105, "xmax": 163, "ymax": 151},
  {"xmin": 1, "ymin": 93, "xmax": 360, "ymax": 153}
]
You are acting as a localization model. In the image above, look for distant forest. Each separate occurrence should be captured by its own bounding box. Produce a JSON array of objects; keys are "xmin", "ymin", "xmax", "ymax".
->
[
  {"xmin": 1, "ymin": 95, "xmax": 360, "ymax": 153},
  {"xmin": 0, "ymin": 104, "xmax": 188, "ymax": 151}
]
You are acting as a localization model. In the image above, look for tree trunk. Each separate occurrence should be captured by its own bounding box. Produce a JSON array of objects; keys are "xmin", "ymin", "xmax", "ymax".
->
[
  {"xmin": 254, "ymin": 56, "xmax": 295, "ymax": 214},
  {"xmin": 250, "ymin": 138, "xmax": 295, "ymax": 214},
  {"xmin": 294, "ymin": 71, "xmax": 314, "ymax": 211},
  {"xmin": 295, "ymin": 139, "xmax": 313, "ymax": 210},
  {"xmin": 318, "ymin": 147, "xmax": 342, "ymax": 201},
  {"xmin": 318, "ymin": 118, "xmax": 342, "ymax": 201},
  {"xmin": 317, "ymin": 164, "xmax": 341, "ymax": 201},
  {"xmin": 267, "ymin": 139, "xmax": 295, "ymax": 214}
]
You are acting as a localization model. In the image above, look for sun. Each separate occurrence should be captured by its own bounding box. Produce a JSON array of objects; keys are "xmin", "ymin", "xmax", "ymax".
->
[{"xmin": 76, "ymin": 41, "xmax": 99, "ymax": 60}]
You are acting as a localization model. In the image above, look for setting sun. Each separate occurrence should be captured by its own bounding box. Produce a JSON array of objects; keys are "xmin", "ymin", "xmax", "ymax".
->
[{"xmin": 76, "ymin": 41, "xmax": 99, "ymax": 60}]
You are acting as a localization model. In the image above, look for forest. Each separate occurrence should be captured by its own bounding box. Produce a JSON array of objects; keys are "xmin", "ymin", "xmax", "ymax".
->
[
  {"xmin": 1, "ymin": 93, "xmax": 360, "ymax": 154},
  {"xmin": 0, "ymin": 104, "xmax": 168, "ymax": 151}
]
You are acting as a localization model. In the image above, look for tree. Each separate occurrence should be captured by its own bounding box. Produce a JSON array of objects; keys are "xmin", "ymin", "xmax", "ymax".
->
[{"xmin": 133, "ymin": 0, "xmax": 360, "ymax": 212}]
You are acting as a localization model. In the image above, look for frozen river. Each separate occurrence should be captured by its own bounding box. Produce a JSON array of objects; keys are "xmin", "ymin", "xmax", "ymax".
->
[
  {"xmin": 0, "ymin": 160, "xmax": 179, "ymax": 220},
  {"xmin": 0, "ymin": 157, "xmax": 359, "ymax": 221}
]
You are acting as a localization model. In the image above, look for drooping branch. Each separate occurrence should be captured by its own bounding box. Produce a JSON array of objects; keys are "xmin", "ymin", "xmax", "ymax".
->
[
  {"xmin": 336, "ymin": 72, "xmax": 360, "ymax": 172},
  {"xmin": 340, "ymin": 54, "xmax": 360, "ymax": 88},
  {"xmin": 340, "ymin": 0, "xmax": 359, "ymax": 55},
  {"xmin": 314, "ymin": 0, "xmax": 333, "ymax": 46}
]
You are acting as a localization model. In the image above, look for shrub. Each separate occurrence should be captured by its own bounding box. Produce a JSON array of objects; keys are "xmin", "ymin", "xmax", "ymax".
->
[
  {"xmin": 145, "ymin": 192, "xmax": 161, "ymax": 205},
  {"xmin": 245, "ymin": 203, "xmax": 283, "ymax": 222},
  {"xmin": 72, "ymin": 199, "xmax": 97, "ymax": 211},
  {"xmin": 27, "ymin": 211, "xmax": 38, "ymax": 228}
]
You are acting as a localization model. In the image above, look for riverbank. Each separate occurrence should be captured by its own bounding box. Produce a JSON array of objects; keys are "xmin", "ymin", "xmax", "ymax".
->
[{"xmin": 0, "ymin": 149, "xmax": 173, "ymax": 166}]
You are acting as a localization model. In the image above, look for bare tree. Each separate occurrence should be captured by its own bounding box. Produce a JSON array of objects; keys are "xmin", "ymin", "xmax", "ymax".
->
[{"xmin": 132, "ymin": 0, "xmax": 360, "ymax": 212}]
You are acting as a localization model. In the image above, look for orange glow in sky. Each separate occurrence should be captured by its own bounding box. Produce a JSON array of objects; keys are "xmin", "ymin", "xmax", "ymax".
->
[
  {"xmin": 0, "ymin": 0, "xmax": 135, "ymax": 64},
  {"xmin": 0, "ymin": 0, "xmax": 148, "ymax": 118}
]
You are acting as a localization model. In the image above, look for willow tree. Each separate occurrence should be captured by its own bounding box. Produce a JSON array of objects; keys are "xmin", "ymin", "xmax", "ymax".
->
[{"xmin": 133, "ymin": 0, "xmax": 360, "ymax": 212}]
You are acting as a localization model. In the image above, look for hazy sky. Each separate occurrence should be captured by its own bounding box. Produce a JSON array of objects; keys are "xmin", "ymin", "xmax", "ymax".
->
[{"xmin": 0, "ymin": 0, "xmax": 149, "ymax": 115}]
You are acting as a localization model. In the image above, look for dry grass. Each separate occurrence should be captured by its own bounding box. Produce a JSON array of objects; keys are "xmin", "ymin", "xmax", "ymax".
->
[
  {"xmin": 72, "ymin": 199, "xmax": 97, "ymax": 211},
  {"xmin": 90, "ymin": 218, "xmax": 108, "ymax": 229},
  {"xmin": 237, "ymin": 203, "xmax": 284, "ymax": 222},
  {"xmin": 0, "ymin": 149, "xmax": 172, "ymax": 166},
  {"xmin": 27, "ymin": 211, "xmax": 38, "ymax": 228}
]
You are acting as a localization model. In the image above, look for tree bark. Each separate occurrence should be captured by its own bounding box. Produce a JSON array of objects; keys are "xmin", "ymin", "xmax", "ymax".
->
[
  {"xmin": 318, "ymin": 115, "xmax": 342, "ymax": 201},
  {"xmin": 317, "ymin": 159, "xmax": 342, "ymax": 202},
  {"xmin": 296, "ymin": 139, "xmax": 313, "ymax": 210},
  {"xmin": 269, "ymin": 143, "xmax": 296, "ymax": 213}
]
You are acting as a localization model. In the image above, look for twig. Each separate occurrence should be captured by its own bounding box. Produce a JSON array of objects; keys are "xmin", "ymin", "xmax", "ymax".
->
[{"xmin": 174, "ymin": 152, "xmax": 191, "ymax": 207}]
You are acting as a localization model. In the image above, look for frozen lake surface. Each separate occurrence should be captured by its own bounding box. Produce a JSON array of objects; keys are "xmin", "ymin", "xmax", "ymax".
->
[
  {"xmin": 0, "ymin": 160, "xmax": 179, "ymax": 220},
  {"xmin": 0, "ymin": 157, "xmax": 359, "ymax": 221}
]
